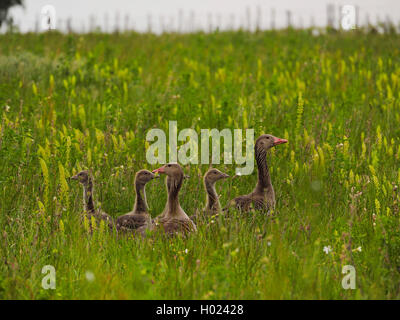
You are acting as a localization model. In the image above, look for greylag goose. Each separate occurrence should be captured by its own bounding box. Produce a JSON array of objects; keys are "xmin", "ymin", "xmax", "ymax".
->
[
  {"xmin": 70, "ymin": 170, "xmax": 115, "ymax": 230},
  {"xmin": 115, "ymin": 169, "xmax": 157, "ymax": 234},
  {"xmin": 190, "ymin": 168, "xmax": 229, "ymax": 222},
  {"xmin": 224, "ymin": 134, "xmax": 287, "ymax": 213},
  {"xmin": 152, "ymin": 163, "xmax": 197, "ymax": 236}
]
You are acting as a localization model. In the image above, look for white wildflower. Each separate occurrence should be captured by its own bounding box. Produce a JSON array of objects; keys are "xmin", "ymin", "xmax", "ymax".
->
[
  {"xmin": 323, "ymin": 245, "xmax": 332, "ymax": 254},
  {"xmin": 85, "ymin": 271, "xmax": 95, "ymax": 282}
]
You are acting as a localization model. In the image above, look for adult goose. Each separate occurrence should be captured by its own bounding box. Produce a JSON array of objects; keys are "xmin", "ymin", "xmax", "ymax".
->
[
  {"xmin": 115, "ymin": 169, "xmax": 157, "ymax": 234},
  {"xmin": 224, "ymin": 134, "xmax": 287, "ymax": 213},
  {"xmin": 190, "ymin": 168, "xmax": 229, "ymax": 222},
  {"xmin": 70, "ymin": 170, "xmax": 115, "ymax": 230},
  {"xmin": 152, "ymin": 163, "xmax": 197, "ymax": 236}
]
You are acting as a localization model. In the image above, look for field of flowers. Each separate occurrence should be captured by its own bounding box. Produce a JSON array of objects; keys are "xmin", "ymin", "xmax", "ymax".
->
[{"xmin": 0, "ymin": 29, "xmax": 399, "ymax": 299}]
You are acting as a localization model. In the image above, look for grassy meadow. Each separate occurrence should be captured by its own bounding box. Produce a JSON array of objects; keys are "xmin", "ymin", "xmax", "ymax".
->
[{"xmin": 0, "ymin": 29, "xmax": 400, "ymax": 299}]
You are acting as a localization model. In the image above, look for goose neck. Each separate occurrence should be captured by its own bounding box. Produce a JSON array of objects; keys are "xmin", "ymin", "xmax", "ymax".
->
[
  {"xmin": 255, "ymin": 147, "xmax": 272, "ymax": 193},
  {"xmin": 167, "ymin": 174, "xmax": 183, "ymax": 215},
  {"xmin": 205, "ymin": 179, "xmax": 220, "ymax": 212},
  {"xmin": 83, "ymin": 179, "xmax": 95, "ymax": 213},
  {"xmin": 134, "ymin": 181, "xmax": 148, "ymax": 213}
]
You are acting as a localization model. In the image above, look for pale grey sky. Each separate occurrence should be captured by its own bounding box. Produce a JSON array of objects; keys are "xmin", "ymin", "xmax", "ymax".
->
[{"xmin": 6, "ymin": 0, "xmax": 400, "ymax": 33}]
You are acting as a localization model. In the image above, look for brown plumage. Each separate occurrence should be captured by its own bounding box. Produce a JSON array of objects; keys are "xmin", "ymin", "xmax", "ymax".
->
[
  {"xmin": 115, "ymin": 169, "xmax": 157, "ymax": 235},
  {"xmin": 224, "ymin": 134, "xmax": 287, "ymax": 213},
  {"xmin": 153, "ymin": 174, "xmax": 189, "ymax": 223},
  {"xmin": 152, "ymin": 175, "xmax": 174, "ymax": 223},
  {"xmin": 70, "ymin": 170, "xmax": 115, "ymax": 230},
  {"xmin": 190, "ymin": 168, "xmax": 229, "ymax": 222},
  {"xmin": 152, "ymin": 163, "xmax": 197, "ymax": 236}
]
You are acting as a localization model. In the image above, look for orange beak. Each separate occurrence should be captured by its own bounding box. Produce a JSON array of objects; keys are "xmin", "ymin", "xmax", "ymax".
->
[
  {"xmin": 273, "ymin": 137, "xmax": 288, "ymax": 146},
  {"xmin": 152, "ymin": 166, "xmax": 165, "ymax": 174}
]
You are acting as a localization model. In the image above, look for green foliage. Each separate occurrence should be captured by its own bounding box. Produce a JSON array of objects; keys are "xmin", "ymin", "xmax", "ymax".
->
[{"xmin": 0, "ymin": 30, "xmax": 400, "ymax": 299}]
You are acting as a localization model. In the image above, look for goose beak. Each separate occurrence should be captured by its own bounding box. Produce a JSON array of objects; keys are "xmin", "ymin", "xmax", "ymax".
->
[
  {"xmin": 152, "ymin": 166, "xmax": 165, "ymax": 174},
  {"xmin": 273, "ymin": 137, "xmax": 288, "ymax": 146},
  {"xmin": 184, "ymin": 174, "xmax": 190, "ymax": 179},
  {"xmin": 70, "ymin": 175, "xmax": 78, "ymax": 180},
  {"xmin": 222, "ymin": 173, "xmax": 230, "ymax": 179}
]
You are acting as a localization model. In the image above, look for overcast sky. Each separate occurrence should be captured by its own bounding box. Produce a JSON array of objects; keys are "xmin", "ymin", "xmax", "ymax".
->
[{"xmin": 7, "ymin": 0, "xmax": 400, "ymax": 33}]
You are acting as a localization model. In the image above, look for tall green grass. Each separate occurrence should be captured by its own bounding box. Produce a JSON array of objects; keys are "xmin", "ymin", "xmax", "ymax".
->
[{"xmin": 0, "ymin": 29, "xmax": 400, "ymax": 299}]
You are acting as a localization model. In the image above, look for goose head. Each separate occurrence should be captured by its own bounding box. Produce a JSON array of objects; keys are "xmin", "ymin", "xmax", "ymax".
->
[
  {"xmin": 256, "ymin": 134, "xmax": 288, "ymax": 152},
  {"xmin": 204, "ymin": 168, "xmax": 229, "ymax": 184},
  {"xmin": 152, "ymin": 163, "xmax": 184, "ymax": 180},
  {"xmin": 135, "ymin": 169, "xmax": 157, "ymax": 186},
  {"xmin": 70, "ymin": 170, "xmax": 91, "ymax": 186}
]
